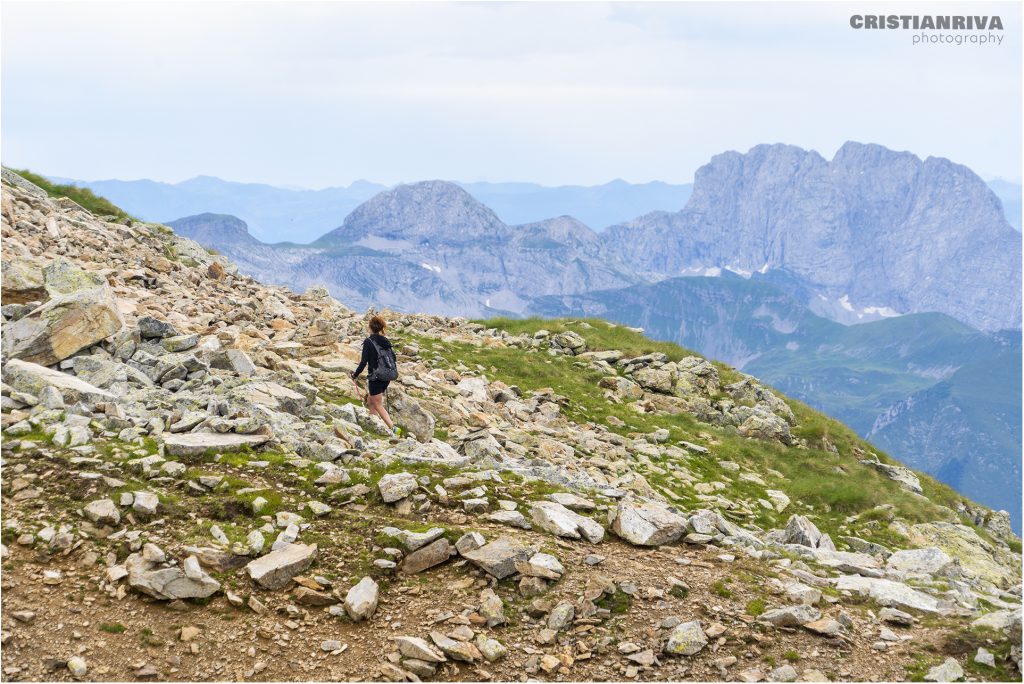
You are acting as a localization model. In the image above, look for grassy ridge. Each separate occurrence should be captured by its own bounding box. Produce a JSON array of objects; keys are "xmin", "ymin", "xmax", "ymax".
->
[
  {"xmin": 9, "ymin": 168, "xmax": 131, "ymax": 220},
  {"xmin": 449, "ymin": 316, "xmax": 981, "ymax": 547}
]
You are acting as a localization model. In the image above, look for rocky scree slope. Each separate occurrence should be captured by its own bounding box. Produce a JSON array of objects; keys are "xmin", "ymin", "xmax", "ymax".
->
[{"xmin": 0, "ymin": 170, "xmax": 1021, "ymax": 683}]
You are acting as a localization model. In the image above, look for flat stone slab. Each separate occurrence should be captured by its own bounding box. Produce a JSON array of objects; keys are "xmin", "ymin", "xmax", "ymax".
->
[
  {"xmin": 163, "ymin": 432, "xmax": 270, "ymax": 457},
  {"xmin": 835, "ymin": 575, "xmax": 942, "ymax": 614},
  {"xmin": 246, "ymin": 543, "xmax": 318, "ymax": 589},
  {"xmin": 3, "ymin": 359, "xmax": 115, "ymax": 405}
]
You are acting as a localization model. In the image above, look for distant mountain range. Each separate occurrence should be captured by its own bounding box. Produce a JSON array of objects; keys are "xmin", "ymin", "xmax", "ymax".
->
[
  {"xmin": 51, "ymin": 141, "xmax": 1023, "ymax": 528},
  {"xmin": 48, "ymin": 174, "xmax": 693, "ymax": 243}
]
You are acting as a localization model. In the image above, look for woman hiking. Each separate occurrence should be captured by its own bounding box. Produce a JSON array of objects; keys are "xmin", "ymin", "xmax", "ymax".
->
[{"xmin": 350, "ymin": 315, "xmax": 402, "ymax": 437}]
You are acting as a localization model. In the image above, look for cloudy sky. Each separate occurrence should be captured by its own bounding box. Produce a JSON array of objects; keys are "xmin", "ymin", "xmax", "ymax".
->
[{"xmin": 2, "ymin": 1, "xmax": 1020, "ymax": 187}]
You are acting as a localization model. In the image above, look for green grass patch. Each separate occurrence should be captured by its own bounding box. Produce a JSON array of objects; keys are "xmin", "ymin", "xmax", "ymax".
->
[
  {"xmin": 711, "ymin": 581, "xmax": 733, "ymax": 599},
  {"xmin": 10, "ymin": 169, "xmax": 131, "ymax": 219},
  {"xmin": 745, "ymin": 598, "xmax": 766, "ymax": 616},
  {"xmin": 99, "ymin": 622, "xmax": 126, "ymax": 634}
]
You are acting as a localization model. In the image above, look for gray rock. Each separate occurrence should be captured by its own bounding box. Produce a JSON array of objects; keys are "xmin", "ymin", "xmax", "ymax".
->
[
  {"xmin": 879, "ymin": 607, "xmax": 915, "ymax": 626},
  {"xmin": 162, "ymin": 432, "xmax": 270, "ymax": 457},
  {"xmin": 381, "ymin": 526, "xmax": 445, "ymax": 552},
  {"xmin": 924, "ymin": 657, "xmax": 963, "ymax": 682},
  {"xmin": 400, "ymin": 538, "xmax": 450, "ymax": 574},
  {"xmin": 608, "ymin": 499, "xmax": 688, "ymax": 546},
  {"xmin": 1, "ymin": 277, "xmax": 123, "ymax": 366},
  {"xmin": 245, "ymin": 543, "xmax": 318, "ymax": 589},
  {"xmin": 429, "ymin": 630, "xmax": 481, "ymax": 662},
  {"xmin": 834, "ymin": 575, "xmax": 941, "ymax": 614},
  {"xmin": 664, "ymin": 621, "xmax": 708, "ymax": 656},
  {"xmin": 138, "ymin": 316, "xmax": 177, "ymax": 339},
  {"xmin": 3, "ymin": 359, "xmax": 115, "ymax": 406},
  {"xmin": 547, "ymin": 601, "xmax": 575, "ymax": 631},
  {"xmin": 759, "ymin": 605, "xmax": 821, "ymax": 627},
  {"xmin": 378, "ymin": 472, "xmax": 418, "ymax": 503},
  {"xmin": 767, "ymin": 664, "xmax": 798, "ymax": 682},
  {"xmin": 209, "ymin": 348, "xmax": 257, "ymax": 376},
  {"xmin": 83, "ymin": 499, "xmax": 120, "ymax": 526},
  {"xmin": 394, "ymin": 636, "xmax": 446, "ymax": 663},
  {"xmin": 389, "ymin": 388, "xmax": 436, "ymax": 443},
  {"xmin": 132, "ymin": 491, "xmax": 160, "ymax": 516},
  {"xmin": 974, "ymin": 647, "xmax": 995, "ymax": 668},
  {"xmin": 487, "ymin": 510, "xmax": 532, "ymax": 529},
  {"xmin": 455, "ymin": 532, "xmax": 486, "ymax": 555},
  {"xmin": 126, "ymin": 552, "xmax": 220, "ymax": 600},
  {"xmin": 782, "ymin": 515, "xmax": 823, "ymax": 548},
  {"xmin": 462, "ymin": 536, "xmax": 533, "ymax": 579},
  {"xmin": 529, "ymin": 501, "xmax": 604, "ymax": 543},
  {"xmin": 344, "ymin": 576, "xmax": 379, "ymax": 621},
  {"xmin": 66, "ymin": 656, "xmax": 88, "ymax": 678},
  {"xmin": 886, "ymin": 547, "xmax": 954, "ymax": 576}
]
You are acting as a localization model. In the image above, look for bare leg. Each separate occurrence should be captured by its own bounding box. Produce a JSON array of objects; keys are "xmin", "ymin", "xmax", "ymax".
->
[{"xmin": 369, "ymin": 394, "xmax": 394, "ymax": 431}]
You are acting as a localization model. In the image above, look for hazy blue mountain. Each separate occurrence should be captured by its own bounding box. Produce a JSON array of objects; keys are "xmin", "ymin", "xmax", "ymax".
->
[
  {"xmin": 48, "ymin": 175, "xmax": 386, "ymax": 244},
  {"xmin": 599, "ymin": 142, "xmax": 1022, "ymax": 332},
  {"xmin": 167, "ymin": 183, "xmax": 639, "ymax": 317},
  {"xmin": 47, "ymin": 174, "xmax": 693, "ymax": 243},
  {"xmin": 988, "ymin": 179, "xmax": 1022, "ymax": 231},
  {"xmin": 530, "ymin": 275, "xmax": 1022, "ymax": 530},
  {"xmin": 459, "ymin": 179, "xmax": 692, "ymax": 230}
]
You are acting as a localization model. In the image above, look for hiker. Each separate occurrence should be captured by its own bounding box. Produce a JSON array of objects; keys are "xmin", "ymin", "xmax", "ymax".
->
[{"xmin": 351, "ymin": 315, "xmax": 401, "ymax": 437}]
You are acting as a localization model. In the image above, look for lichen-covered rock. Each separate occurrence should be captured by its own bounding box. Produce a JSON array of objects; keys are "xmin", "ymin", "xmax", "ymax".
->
[
  {"xmin": 664, "ymin": 621, "xmax": 708, "ymax": 656},
  {"xmin": 1, "ymin": 276, "xmax": 123, "ymax": 366}
]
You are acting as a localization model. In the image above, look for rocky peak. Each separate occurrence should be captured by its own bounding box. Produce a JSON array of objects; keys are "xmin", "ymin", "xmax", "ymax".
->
[
  {"xmin": 320, "ymin": 180, "xmax": 509, "ymax": 246},
  {"xmin": 166, "ymin": 212, "xmax": 261, "ymax": 248},
  {"xmin": 600, "ymin": 141, "xmax": 1021, "ymax": 331}
]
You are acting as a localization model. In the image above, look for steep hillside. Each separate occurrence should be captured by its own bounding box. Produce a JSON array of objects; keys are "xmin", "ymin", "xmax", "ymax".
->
[
  {"xmin": 0, "ymin": 170, "xmax": 1020, "ymax": 683},
  {"xmin": 530, "ymin": 276, "xmax": 1022, "ymax": 530},
  {"xmin": 599, "ymin": 142, "xmax": 1022, "ymax": 332}
]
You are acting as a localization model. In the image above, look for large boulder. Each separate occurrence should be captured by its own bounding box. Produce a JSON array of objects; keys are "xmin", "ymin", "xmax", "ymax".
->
[
  {"xmin": 461, "ymin": 537, "xmax": 534, "ymax": 579},
  {"xmin": 389, "ymin": 388, "xmax": 436, "ymax": 443},
  {"xmin": 1, "ymin": 276, "xmax": 123, "ymax": 366},
  {"xmin": 529, "ymin": 501, "xmax": 604, "ymax": 543},
  {"xmin": 782, "ymin": 515, "xmax": 824, "ymax": 548},
  {"xmin": 834, "ymin": 575, "xmax": 943, "ymax": 614},
  {"xmin": 608, "ymin": 499, "xmax": 688, "ymax": 546},
  {"xmin": 886, "ymin": 548, "xmax": 955, "ymax": 577},
  {"xmin": 737, "ymin": 407, "xmax": 794, "ymax": 444},
  {"xmin": 2, "ymin": 359, "xmax": 115, "ymax": 405},
  {"xmin": 908, "ymin": 522, "xmax": 1019, "ymax": 587},
  {"xmin": 862, "ymin": 459, "xmax": 923, "ymax": 495}
]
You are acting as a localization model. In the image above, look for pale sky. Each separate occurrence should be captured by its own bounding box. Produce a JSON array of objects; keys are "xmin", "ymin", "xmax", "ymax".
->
[{"xmin": 2, "ymin": 1, "xmax": 1021, "ymax": 187}]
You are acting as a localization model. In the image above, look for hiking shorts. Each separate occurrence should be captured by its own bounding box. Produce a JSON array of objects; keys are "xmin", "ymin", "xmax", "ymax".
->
[{"xmin": 368, "ymin": 380, "xmax": 390, "ymax": 397}]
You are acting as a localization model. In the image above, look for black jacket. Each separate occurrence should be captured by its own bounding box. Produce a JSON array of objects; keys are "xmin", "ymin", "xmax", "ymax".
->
[{"xmin": 352, "ymin": 334, "xmax": 393, "ymax": 379}]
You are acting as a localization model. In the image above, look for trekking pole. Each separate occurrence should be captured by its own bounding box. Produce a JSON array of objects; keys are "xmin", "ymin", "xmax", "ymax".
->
[{"xmin": 350, "ymin": 375, "xmax": 366, "ymax": 405}]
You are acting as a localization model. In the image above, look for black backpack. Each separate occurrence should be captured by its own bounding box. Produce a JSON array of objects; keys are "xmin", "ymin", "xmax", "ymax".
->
[{"xmin": 367, "ymin": 336, "xmax": 399, "ymax": 382}]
